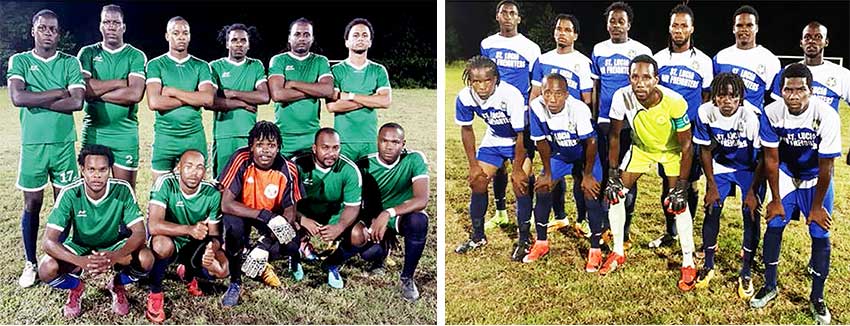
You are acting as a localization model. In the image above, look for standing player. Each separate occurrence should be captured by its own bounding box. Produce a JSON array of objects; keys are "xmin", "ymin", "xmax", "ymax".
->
[
  {"xmin": 326, "ymin": 18, "xmax": 392, "ymax": 161},
  {"xmin": 691, "ymin": 73, "xmax": 762, "ymax": 295},
  {"xmin": 452, "ymin": 56, "xmax": 528, "ymax": 260},
  {"xmin": 77, "ymin": 4, "xmax": 146, "ymax": 189},
  {"xmin": 7, "ymin": 9, "xmax": 85, "ymax": 288},
  {"xmin": 602, "ymin": 55, "xmax": 697, "ymax": 292},
  {"xmin": 39, "ymin": 145, "xmax": 152, "ymax": 318},
  {"xmin": 525, "ymin": 74, "xmax": 604, "ymax": 268},
  {"xmin": 145, "ymin": 16, "xmax": 215, "ymax": 180},
  {"xmin": 529, "ymin": 14, "xmax": 594, "ymax": 236},
  {"xmin": 209, "ymin": 23, "xmax": 270, "ymax": 178},
  {"xmin": 591, "ymin": 2, "xmax": 652, "ymax": 248},
  {"xmin": 269, "ymin": 18, "xmax": 334, "ymax": 158},
  {"xmin": 750, "ymin": 64, "xmax": 839, "ymax": 325},
  {"xmin": 357, "ymin": 123, "xmax": 430, "ymax": 301},
  {"xmin": 650, "ymin": 4, "xmax": 713, "ymax": 249},
  {"xmin": 145, "ymin": 150, "xmax": 229, "ymax": 322},
  {"xmin": 479, "ymin": 0, "xmax": 540, "ymax": 229}
]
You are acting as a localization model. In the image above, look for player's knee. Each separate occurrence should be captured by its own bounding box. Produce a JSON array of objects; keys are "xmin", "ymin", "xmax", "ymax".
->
[
  {"xmin": 402, "ymin": 212, "xmax": 429, "ymax": 240},
  {"xmin": 150, "ymin": 235, "xmax": 174, "ymax": 259},
  {"xmin": 349, "ymin": 223, "xmax": 368, "ymax": 247},
  {"xmin": 38, "ymin": 255, "xmax": 59, "ymax": 282},
  {"xmin": 137, "ymin": 247, "xmax": 154, "ymax": 271},
  {"xmin": 470, "ymin": 177, "xmax": 488, "ymax": 193},
  {"xmin": 23, "ymin": 195, "xmax": 43, "ymax": 213}
]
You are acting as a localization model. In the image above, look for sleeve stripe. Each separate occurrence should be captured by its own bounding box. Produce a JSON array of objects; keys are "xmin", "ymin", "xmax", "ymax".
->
[
  {"xmin": 68, "ymin": 84, "xmax": 86, "ymax": 90},
  {"xmin": 455, "ymin": 119, "xmax": 474, "ymax": 126},
  {"xmin": 206, "ymin": 218, "xmax": 221, "ymax": 224},
  {"xmin": 81, "ymin": 69, "xmax": 92, "ymax": 76},
  {"xmin": 220, "ymin": 151, "xmax": 251, "ymax": 189},
  {"xmin": 530, "ymin": 135, "xmax": 546, "ymax": 141},
  {"xmin": 344, "ymin": 201, "xmax": 362, "ymax": 206},
  {"xmin": 46, "ymin": 223, "xmax": 65, "ymax": 232},
  {"xmin": 287, "ymin": 162, "xmax": 303, "ymax": 202},
  {"xmin": 146, "ymin": 77, "xmax": 162, "ymax": 84},
  {"xmin": 128, "ymin": 72, "xmax": 145, "ymax": 79},
  {"xmin": 126, "ymin": 216, "xmax": 144, "ymax": 227},
  {"xmin": 376, "ymin": 86, "xmax": 392, "ymax": 93},
  {"xmin": 149, "ymin": 200, "xmax": 166, "ymax": 208},
  {"xmin": 761, "ymin": 141, "xmax": 780, "ymax": 148},
  {"xmin": 411, "ymin": 175, "xmax": 429, "ymax": 182},
  {"xmin": 254, "ymin": 78, "xmax": 267, "ymax": 88},
  {"xmin": 692, "ymin": 138, "xmax": 712, "ymax": 146},
  {"xmin": 199, "ymin": 80, "xmax": 217, "ymax": 88},
  {"xmin": 318, "ymin": 73, "xmax": 334, "ymax": 81},
  {"xmin": 7, "ymin": 75, "xmax": 24, "ymax": 82},
  {"xmin": 268, "ymin": 73, "xmax": 285, "ymax": 78}
]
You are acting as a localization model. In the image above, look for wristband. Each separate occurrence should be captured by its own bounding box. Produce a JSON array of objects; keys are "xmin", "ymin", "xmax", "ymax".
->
[
  {"xmin": 386, "ymin": 208, "xmax": 397, "ymax": 218},
  {"xmin": 346, "ymin": 92, "xmax": 355, "ymax": 100},
  {"xmin": 258, "ymin": 209, "xmax": 276, "ymax": 224}
]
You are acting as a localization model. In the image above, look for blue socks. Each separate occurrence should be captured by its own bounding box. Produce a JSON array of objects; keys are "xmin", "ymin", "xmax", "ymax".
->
[
  {"xmin": 552, "ymin": 178, "xmax": 566, "ymax": 220},
  {"xmin": 21, "ymin": 210, "xmax": 38, "ymax": 263},
  {"xmin": 586, "ymin": 197, "xmax": 605, "ymax": 249},
  {"xmin": 470, "ymin": 192, "xmax": 488, "ymax": 242},
  {"xmin": 762, "ymin": 226, "xmax": 784, "ymax": 289},
  {"xmin": 533, "ymin": 191, "xmax": 551, "ymax": 241},
  {"xmin": 48, "ymin": 273, "xmax": 81, "ymax": 290},
  {"xmin": 399, "ymin": 212, "xmax": 428, "ymax": 279},
  {"xmin": 740, "ymin": 206, "xmax": 760, "ymax": 278},
  {"xmin": 516, "ymin": 194, "xmax": 532, "ymax": 244},
  {"xmin": 493, "ymin": 169, "xmax": 507, "ymax": 211},
  {"xmin": 810, "ymin": 237, "xmax": 831, "ymax": 302},
  {"xmin": 702, "ymin": 206, "xmax": 721, "ymax": 270}
]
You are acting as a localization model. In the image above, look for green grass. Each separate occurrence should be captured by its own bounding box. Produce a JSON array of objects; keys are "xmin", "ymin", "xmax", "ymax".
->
[
  {"xmin": 0, "ymin": 88, "xmax": 436, "ymax": 324},
  {"xmin": 444, "ymin": 64, "xmax": 850, "ymax": 324}
]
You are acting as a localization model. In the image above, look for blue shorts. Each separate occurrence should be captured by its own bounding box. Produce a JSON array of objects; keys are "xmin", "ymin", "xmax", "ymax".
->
[
  {"xmin": 767, "ymin": 173, "xmax": 833, "ymax": 238},
  {"xmin": 712, "ymin": 170, "xmax": 755, "ymax": 207},
  {"xmin": 476, "ymin": 146, "xmax": 514, "ymax": 168},
  {"xmin": 549, "ymin": 156, "xmax": 603, "ymax": 182}
]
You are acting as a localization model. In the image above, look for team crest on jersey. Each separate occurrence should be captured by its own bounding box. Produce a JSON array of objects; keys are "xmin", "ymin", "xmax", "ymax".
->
[
  {"xmin": 574, "ymin": 64, "xmax": 581, "ymax": 73},
  {"xmin": 222, "ymin": 72, "xmax": 231, "ymax": 78},
  {"xmin": 690, "ymin": 60, "xmax": 699, "ymax": 71},
  {"xmin": 29, "ymin": 65, "xmax": 39, "ymax": 71},
  {"xmin": 264, "ymin": 184, "xmax": 279, "ymax": 199},
  {"xmin": 303, "ymin": 178, "xmax": 314, "ymax": 186},
  {"xmin": 77, "ymin": 210, "xmax": 86, "ymax": 217},
  {"xmin": 757, "ymin": 64, "xmax": 765, "ymax": 75},
  {"xmin": 176, "ymin": 200, "xmax": 185, "ymax": 207},
  {"xmin": 827, "ymin": 77, "xmax": 837, "ymax": 88},
  {"xmin": 246, "ymin": 176, "xmax": 255, "ymax": 184},
  {"xmin": 627, "ymin": 49, "xmax": 636, "ymax": 58},
  {"xmin": 500, "ymin": 101, "xmax": 508, "ymax": 111},
  {"xmin": 286, "ymin": 65, "xmax": 295, "ymax": 71},
  {"xmin": 93, "ymin": 55, "xmax": 103, "ymax": 62},
  {"xmin": 813, "ymin": 118, "xmax": 821, "ymax": 131},
  {"xmin": 565, "ymin": 121, "xmax": 576, "ymax": 133}
]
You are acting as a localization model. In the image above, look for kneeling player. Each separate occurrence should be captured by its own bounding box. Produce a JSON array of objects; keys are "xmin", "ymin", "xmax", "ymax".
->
[
  {"xmin": 39, "ymin": 145, "xmax": 152, "ymax": 318},
  {"xmin": 145, "ymin": 149, "xmax": 229, "ymax": 322},
  {"xmin": 691, "ymin": 73, "xmax": 763, "ymax": 294},
  {"xmin": 526, "ymin": 74, "xmax": 604, "ymax": 268}
]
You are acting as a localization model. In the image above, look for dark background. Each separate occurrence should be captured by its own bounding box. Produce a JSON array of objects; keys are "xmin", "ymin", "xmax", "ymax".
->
[
  {"xmin": 0, "ymin": 0, "xmax": 436, "ymax": 88},
  {"xmin": 447, "ymin": 0, "xmax": 850, "ymax": 69}
]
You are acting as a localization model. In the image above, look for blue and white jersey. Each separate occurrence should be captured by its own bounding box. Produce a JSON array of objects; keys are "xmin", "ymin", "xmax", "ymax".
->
[
  {"xmin": 692, "ymin": 101, "xmax": 761, "ymax": 173},
  {"xmin": 455, "ymin": 82, "xmax": 526, "ymax": 149},
  {"xmin": 480, "ymin": 33, "xmax": 541, "ymax": 103},
  {"xmin": 530, "ymin": 50, "xmax": 593, "ymax": 100},
  {"xmin": 591, "ymin": 39, "xmax": 652, "ymax": 123},
  {"xmin": 760, "ymin": 97, "xmax": 841, "ymax": 181},
  {"xmin": 713, "ymin": 45, "xmax": 781, "ymax": 112},
  {"xmin": 528, "ymin": 95, "xmax": 595, "ymax": 163},
  {"xmin": 654, "ymin": 48, "xmax": 714, "ymax": 122},
  {"xmin": 770, "ymin": 61, "xmax": 850, "ymax": 111}
]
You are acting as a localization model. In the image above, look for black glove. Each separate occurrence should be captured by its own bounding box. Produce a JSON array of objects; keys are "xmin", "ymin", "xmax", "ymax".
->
[
  {"xmin": 665, "ymin": 179, "xmax": 690, "ymax": 214},
  {"xmin": 257, "ymin": 209, "xmax": 276, "ymax": 224},
  {"xmin": 604, "ymin": 168, "xmax": 624, "ymax": 204}
]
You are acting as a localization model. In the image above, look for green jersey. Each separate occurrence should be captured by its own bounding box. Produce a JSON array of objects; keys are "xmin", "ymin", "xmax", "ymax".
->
[
  {"xmin": 145, "ymin": 53, "xmax": 214, "ymax": 136},
  {"xmin": 210, "ymin": 57, "xmax": 266, "ymax": 139},
  {"xmin": 360, "ymin": 150, "xmax": 429, "ymax": 209},
  {"xmin": 149, "ymin": 173, "xmax": 221, "ymax": 227},
  {"xmin": 46, "ymin": 178, "xmax": 143, "ymax": 249},
  {"xmin": 268, "ymin": 52, "xmax": 332, "ymax": 137},
  {"xmin": 331, "ymin": 59, "xmax": 391, "ymax": 143},
  {"xmin": 293, "ymin": 153, "xmax": 362, "ymax": 223},
  {"xmin": 77, "ymin": 42, "xmax": 146, "ymax": 138},
  {"xmin": 5, "ymin": 51, "xmax": 85, "ymax": 144}
]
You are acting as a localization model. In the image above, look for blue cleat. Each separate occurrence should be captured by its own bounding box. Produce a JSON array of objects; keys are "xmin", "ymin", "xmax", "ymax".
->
[
  {"xmin": 327, "ymin": 265, "xmax": 344, "ymax": 289},
  {"xmin": 221, "ymin": 283, "xmax": 241, "ymax": 307}
]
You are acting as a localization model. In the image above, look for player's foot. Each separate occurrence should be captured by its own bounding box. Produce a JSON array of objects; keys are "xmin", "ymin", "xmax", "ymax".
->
[
  {"xmin": 585, "ymin": 248, "xmax": 603, "ymax": 273},
  {"xmin": 145, "ymin": 292, "xmax": 165, "ymax": 323},
  {"xmin": 260, "ymin": 263, "xmax": 281, "ymax": 287},
  {"xmin": 737, "ymin": 276, "xmax": 754, "ymax": 300},
  {"xmin": 510, "ymin": 240, "xmax": 531, "ymax": 262},
  {"xmin": 18, "ymin": 261, "xmax": 37, "ymax": 288},
  {"xmin": 63, "ymin": 281, "xmax": 84, "ymax": 318},
  {"xmin": 678, "ymin": 266, "xmax": 697, "ymax": 291},
  {"xmin": 221, "ymin": 283, "xmax": 241, "ymax": 307},
  {"xmin": 599, "ymin": 253, "xmax": 626, "ymax": 276},
  {"xmin": 327, "ymin": 265, "xmax": 344, "ymax": 289},
  {"xmin": 186, "ymin": 278, "xmax": 204, "ymax": 297},
  {"xmin": 749, "ymin": 286, "xmax": 778, "ymax": 308},
  {"xmin": 292, "ymin": 263, "xmax": 305, "ymax": 282},
  {"xmin": 454, "ymin": 238, "xmax": 487, "ymax": 254},
  {"xmin": 401, "ymin": 276, "xmax": 420, "ymax": 302},
  {"xmin": 546, "ymin": 218, "xmax": 570, "ymax": 232},
  {"xmin": 648, "ymin": 233, "xmax": 678, "ymax": 249},
  {"xmin": 301, "ymin": 242, "xmax": 318, "ymax": 261},
  {"xmin": 108, "ymin": 282, "xmax": 130, "ymax": 316},
  {"xmin": 573, "ymin": 220, "xmax": 589, "ymax": 238},
  {"xmin": 522, "ymin": 241, "xmax": 549, "ymax": 263},
  {"xmin": 694, "ymin": 268, "xmax": 715, "ymax": 290},
  {"xmin": 811, "ymin": 299, "xmax": 831, "ymax": 325},
  {"xmin": 176, "ymin": 264, "xmax": 186, "ymax": 281},
  {"xmin": 484, "ymin": 210, "xmax": 510, "ymax": 230}
]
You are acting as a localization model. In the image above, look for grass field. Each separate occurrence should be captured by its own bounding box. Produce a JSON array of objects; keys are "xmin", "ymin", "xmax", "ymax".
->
[
  {"xmin": 444, "ymin": 62, "xmax": 850, "ymax": 324},
  {"xmin": 0, "ymin": 88, "xmax": 437, "ymax": 324}
]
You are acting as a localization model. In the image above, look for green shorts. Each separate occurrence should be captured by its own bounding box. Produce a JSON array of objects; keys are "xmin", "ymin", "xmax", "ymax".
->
[
  {"xmin": 281, "ymin": 133, "xmax": 314, "ymax": 159},
  {"xmin": 63, "ymin": 238, "xmax": 127, "ymax": 256},
  {"xmin": 340, "ymin": 142, "xmax": 377, "ymax": 161},
  {"xmin": 212, "ymin": 137, "xmax": 248, "ymax": 178},
  {"xmin": 82, "ymin": 133, "xmax": 140, "ymax": 170},
  {"xmin": 17, "ymin": 142, "xmax": 79, "ymax": 191},
  {"xmin": 151, "ymin": 131, "xmax": 207, "ymax": 173}
]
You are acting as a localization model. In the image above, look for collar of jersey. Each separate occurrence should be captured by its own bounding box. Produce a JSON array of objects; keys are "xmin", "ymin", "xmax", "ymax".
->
[
  {"xmin": 100, "ymin": 42, "xmax": 127, "ymax": 55},
  {"xmin": 344, "ymin": 58, "xmax": 369, "ymax": 71},
  {"xmin": 313, "ymin": 162, "xmax": 332, "ymax": 174},
  {"xmin": 84, "ymin": 181, "xmax": 111, "ymax": 206},
  {"xmin": 225, "ymin": 57, "xmax": 247, "ymax": 66},
  {"xmin": 166, "ymin": 52, "xmax": 191, "ymax": 64},
  {"xmin": 286, "ymin": 51, "xmax": 312, "ymax": 61},
  {"xmin": 30, "ymin": 50, "xmax": 58, "ymax": 63},
  {"xmin": 375, "ymin": 154, "xmax": 401, "ymax": 169}
]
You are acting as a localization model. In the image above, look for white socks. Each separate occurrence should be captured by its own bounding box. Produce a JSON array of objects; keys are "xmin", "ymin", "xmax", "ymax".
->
[
  {"xmin": 609, "ymin": 191, "xmax": 627, "ymax": 256},
  {"xmin": 675, "ymin": 208, "xmax": 695, "ymax": 268}
]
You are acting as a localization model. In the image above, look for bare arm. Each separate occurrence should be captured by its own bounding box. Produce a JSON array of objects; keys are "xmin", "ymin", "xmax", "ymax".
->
[
  {"xmin": 591, "ymin": 79, "xmax": 600, "ymax": 120},
  {"xmin": 583, "ymin": 136, "xmax": 598, "ymax": 177},
  {"xmin": 581, "ymin": 90, "xmax": 593, "ymax": 108},
  {"xmin": 391, "ymin": 178, "xmax": 429, "ymax": 215},
  {"xmin": 327, "ymin": 98, "xmax": 364, "ymax": 113},
  {"xmin": 110, "ymin": 221, "xmax": 146, "ymax": 258},
  {"xmin": 43, "ymin": 228, "xmax": 88, "ymax": 269},
  {"xmin": 268, "ymin": 75, "xmax": 307, "ymax": 103},
  {"xmin": 336, "ymin": 204, "xmax": 360, "ymax": 229},
  {"xmin": 700, "ymin": 145, "xmax": 716, "ymax": 190},
  {"xmin": 224, "ymin": 81, "xmax": 270, "ymax": 105},
  {"xmin": 147, "ymin": 203, "xmax": 192, "ymax": 237},
  {"xmin": 288, "ymin": 76, "xmax": 334, "ymax": 99},
  {"xmin": 85, "ymin": 78, "xmax": 126, "ymax": 98},
  {"xmin": 163, "ymin": 84, "xmax": 215, "ymax": 108},
  {"xmin": 47, "ymin": 88, "xmax": 84, "ymax": 113},
  {"xmin": 208, "ymin": 96, "xmax": 253, "ymax": 112},
  {"xmin": 676, "ymin": 128, "xmax": 694, "ymax": 181},
  {"xmin": 608, "ymin": 119, "xmax": 624, "ymax": 169},
  {"xmin": 812, "ymin": 157, "xmax": 834, "ymax": 209},
  {"xmin": 8, "ymin": 79, "xmax": 68, "ymax": 108},
  {"xmin": 145, "ymin": 82, "xmax": 184, "ymax": 111},
  {"xmin": 529, "ymin": 85, "xmax": 541, "ymax": 102},
  {"xmin": 764, "ymin": 147, "xmax": 780, "ymax": 203},
  {"xmin": 345, "ymin": 88, "xmax": 391, "ymax": 109},
  {"xmin": 100, "ymin": 75, "xmax": 146, "ymax": 106},
  {"xmin": 460, "ymin": 125, "xmax": 478, "ymax": 168},
  {"xmin": 536, "ymin": 139, "xmax": 551, "ymax": 175}
]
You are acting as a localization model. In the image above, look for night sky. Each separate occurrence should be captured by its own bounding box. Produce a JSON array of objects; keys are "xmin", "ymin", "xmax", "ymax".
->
[{"xmin": 448, "ymin": 0, "xmax": 850, "ymax": 68}]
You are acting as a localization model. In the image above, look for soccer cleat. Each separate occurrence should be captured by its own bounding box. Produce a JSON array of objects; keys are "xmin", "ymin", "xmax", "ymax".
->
[
  {"xmin": 300, "ymin": 242, "xmax": 318, "ymax": 261},
  {"xmin": 573, "ymin": 221, "xmax": 589, "ymax": 238},
  {"xmin": 186, "ymin": 278, "xmax": 204, "ymax": 297},
  {"xmin": 454, "ymin": 238, "xmax": 487, "ymax": 254},
  {"xmin": 546, "ymin": 218, "xmax": 570, "ymax": 232},
  {"xmin": 510, "ymin": 240, "xmax": 532, "ymax": 262},
  {"xmin": 176, "ymin": 264, "xmax": 187, "ymax": 281},
  {"xmin": 401, "ymin": 276, "xmax": 420, "ymax": 302},
  {"xmin": 18, "ymin": 261, "xmax": 37, "ymax": 288},
  {"xmin": 260, "ymin": 263, "xmax": 281, "ymax": 287},
  {"xmin": 678, "ymin": 266, "xmax": 697, "ymax": 291},
  {"xmin": 811, "ymin": 299, "xmax": 831, "ymax": 325},
  {"xmin": 292, "ymin": 263, "xmax": 305, "ymax": 282},
  {"xmin": 484, "ymin": 210, "xmax": 510, "ymax": 230},
  {"xmin": 221, "ymin": 283, "xmax": 241, "ymax": 307},
  {"xmin": 694, "ymin": 268, "xmax": 715, "ymax": 290},
  {"xmin": 737, "ymin": 276, "xmax": 755, "ymax": 300},
  {"xmin": 599, "ymin": 253, "xmax": 626, "ymax": 276},
  {"xmin": 327, "ymin": 265, "xmax": 344, "ymax": 289},
  {"xmin": 63, "ymin": 281, "xmax": 84, "ymax": 318},
  {"xmin": 522, "ymin": 241, "xmax": 549, "ymax": 263},
  {"xmin": 108, "ymin": 282, "xmax": 130, "ymax": 316},
  {"xmin": 368, "ymin": 265, "xmax": 387, "ymax": 276},
  {"xmin": 145, "ymin": 292, "xmax": 165, "ymax": 323},
  {"xmin": 749, "ymin": 286, "xmax": 779, "ymax": 308},
  {"xmin": 648, "ymin": 233, "xmax": 678, "ymax": 249},
  {"xmin": 585, "ymin": 248, "xmax": 603, "ymax": 273}
]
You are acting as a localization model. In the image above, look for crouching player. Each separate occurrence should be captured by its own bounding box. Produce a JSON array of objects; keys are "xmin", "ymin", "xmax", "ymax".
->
[
  {"xmin": 525, "ymin": 73, "xmax": 604, "ymax": 268},
  {"xmin": 39, "ymin": 145, "xmax": 152, "ymax": 318},
  {"xmin": 145, "ymin": 149, "xmax": 229, "ymax": 322}
]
